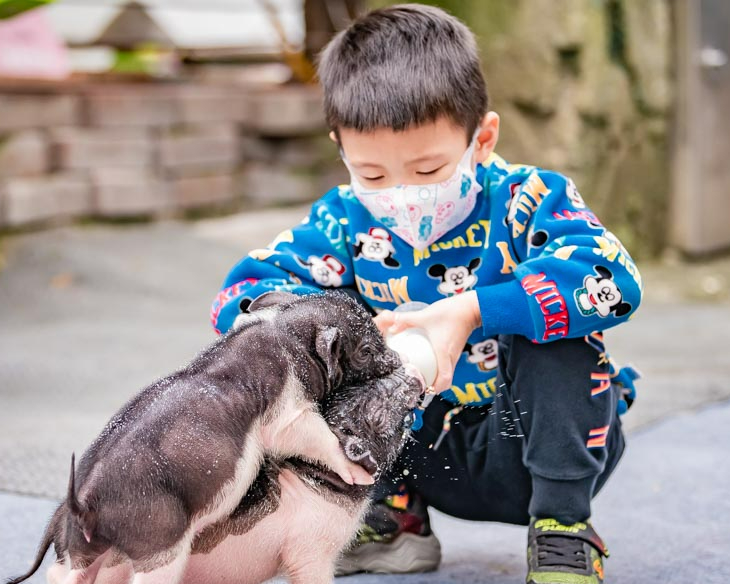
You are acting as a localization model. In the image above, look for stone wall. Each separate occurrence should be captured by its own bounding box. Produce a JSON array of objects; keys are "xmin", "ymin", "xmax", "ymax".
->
[
  {"xmin": 2, "ymin": 1, "xmax": 674, "ymax": 257},
  {"xmin": 418, "ymin": 0, "xmax": 672, "ymax": 258},
  {"xmin": 0, "ymin": 82, "xmax": 347, "ymax": 229}
]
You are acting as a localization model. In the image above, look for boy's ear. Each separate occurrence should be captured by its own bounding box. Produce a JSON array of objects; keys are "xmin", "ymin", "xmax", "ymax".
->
[
  {"xmin": 474, "ymin": 112, "xmax": 500, "ymax": 164},
  {"xmin": 329, "ymin": 130, "xmax": 338, "ymax": 144}
]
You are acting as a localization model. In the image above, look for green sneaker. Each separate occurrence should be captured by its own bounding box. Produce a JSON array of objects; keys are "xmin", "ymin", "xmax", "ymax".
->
[
  {"xmin": 335, "ymin": 485, "xmax": 441, "ymax": 575},
  {"xmin": 526, "ymin": 518, "xmax": 609, "ymax": 584}
]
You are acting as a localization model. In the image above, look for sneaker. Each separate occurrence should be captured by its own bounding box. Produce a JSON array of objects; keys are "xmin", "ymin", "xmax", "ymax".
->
[
  {"xmin": 336, "ymin": 485, "xmax": 442, "ymax": 575},
  {"xmin": 527, "ymin": 518, "xmax": 609, "ymax": 584}
]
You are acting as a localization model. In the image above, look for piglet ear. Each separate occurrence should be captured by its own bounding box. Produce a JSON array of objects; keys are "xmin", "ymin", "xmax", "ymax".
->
[
  {"xmin": 316, "ymin": 326, "xmax": 343, "ymax": 388},
  {"xmin": 248, "ymin": 291, "xmax": 298, "ymax": 313}
]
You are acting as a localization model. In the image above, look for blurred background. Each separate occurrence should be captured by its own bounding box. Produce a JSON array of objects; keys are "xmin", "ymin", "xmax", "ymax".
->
[
  {"xmin": 1, "ymin": 2, "xmax": 729, "ymax": 583},
  {"xmin": 0, "ymin": 0, "xmax": 729, "ymax": 261}
]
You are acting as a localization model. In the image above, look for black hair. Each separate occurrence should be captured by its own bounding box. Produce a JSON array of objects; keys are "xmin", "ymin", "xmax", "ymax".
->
[{"xmin": 317, "ymin": 3, "xmax": 488, "ymax": 138}]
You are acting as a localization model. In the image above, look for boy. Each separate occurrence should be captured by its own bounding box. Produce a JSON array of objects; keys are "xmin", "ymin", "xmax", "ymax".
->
[{"xmin": 211, "ymin": 4, "xmax": 642, "ymax": 583}]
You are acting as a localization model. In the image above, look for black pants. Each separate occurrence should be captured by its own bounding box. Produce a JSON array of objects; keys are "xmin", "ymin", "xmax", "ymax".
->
[{"xmin": 374, "ymin": 335, "xmax": 625, "ymax": 526}]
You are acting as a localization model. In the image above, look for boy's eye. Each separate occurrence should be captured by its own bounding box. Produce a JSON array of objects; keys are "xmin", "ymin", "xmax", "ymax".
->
[
  {"xmin": 363, "ymin": 175, "xmax": 385, "ymax": 182},
  {"xmin": 417, "ymin": 165, "xmax": 446, "ymax": 176}
]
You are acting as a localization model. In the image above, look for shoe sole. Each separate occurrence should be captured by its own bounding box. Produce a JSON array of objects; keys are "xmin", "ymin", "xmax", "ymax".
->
[{"xmin": 335, "ymin": 533, "xmax": 442, "ymax": 576}]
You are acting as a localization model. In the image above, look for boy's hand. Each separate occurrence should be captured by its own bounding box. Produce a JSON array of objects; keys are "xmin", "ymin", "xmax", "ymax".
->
[{"xmin": 374, "ymin": 292, "xmax": 482, "ymax": 393}]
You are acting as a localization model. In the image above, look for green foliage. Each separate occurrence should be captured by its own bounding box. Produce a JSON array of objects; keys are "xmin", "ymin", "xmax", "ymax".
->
[
  {"xmin": 0, "ymin": 0, "xmax": 55, "ymax": 20},
  {"xmin": 373, "ymin": 0, "xmax": 517, "ymax": 42},
  {"xmin": 112, "ymin": 49, "xmax": 159, "ymax": 74}
]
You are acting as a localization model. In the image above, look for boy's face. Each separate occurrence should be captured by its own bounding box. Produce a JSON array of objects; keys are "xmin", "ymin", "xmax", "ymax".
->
[{"xmin": 334, "ymin": 113, "xmax": 499, "ymax": 189}]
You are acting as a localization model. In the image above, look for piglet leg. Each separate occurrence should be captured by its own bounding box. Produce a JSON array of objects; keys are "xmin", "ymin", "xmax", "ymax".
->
[
  {"xmin": 93, "ymin": 561, "xmax": 134, "ymax": 584},
  {"xmin": 286, "ymin": 561, "xmax": 336, "ymax": 584},
  {"xmin": 278, "ymin": 468, "xmax": 356, "ymax": 584},
  {"xmin": 59, "ymin": 551, "xmax": 107, "ymax": 584},
  {"xmin": 131, "ymin": 546, "xmax": 189, "ymax": 584},
  {"xmin": 272, "ymin": 409, "xmax": 374, "ymax": 486},
  {"xmin": 47, "ymin": 561, "xmax": 69, "ymax": 584}
]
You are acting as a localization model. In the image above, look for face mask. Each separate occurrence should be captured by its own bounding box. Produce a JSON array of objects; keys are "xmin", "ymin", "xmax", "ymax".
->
[{"xmin": 343, "ymin": 135, "xmax": 482, "ymax": 250}]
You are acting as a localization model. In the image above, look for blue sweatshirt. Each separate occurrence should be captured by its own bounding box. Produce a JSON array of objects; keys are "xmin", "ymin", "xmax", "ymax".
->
[{"xmin": 212, "ymin": 153, "xmax": 643, "ymax": 408}]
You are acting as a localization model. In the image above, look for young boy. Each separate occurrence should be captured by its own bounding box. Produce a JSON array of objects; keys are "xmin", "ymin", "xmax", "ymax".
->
[{"xmin": 211, "ymin": 5, "xmax": 642, "ymax": 583}]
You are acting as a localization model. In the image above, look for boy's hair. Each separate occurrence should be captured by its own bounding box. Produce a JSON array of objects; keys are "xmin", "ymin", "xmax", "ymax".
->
[{"xmin": 317, "ymin": 3, "xmax": 488, "ymax": 138}]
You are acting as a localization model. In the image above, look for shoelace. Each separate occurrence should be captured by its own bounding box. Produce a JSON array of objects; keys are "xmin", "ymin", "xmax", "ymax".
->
[
  {"xmin": 535, "ymin": 535, "xmax": 588, "ymax": 570},
  {"xmin": 431, "ymin": 406, "xmax": 463, "ymax": 450}
]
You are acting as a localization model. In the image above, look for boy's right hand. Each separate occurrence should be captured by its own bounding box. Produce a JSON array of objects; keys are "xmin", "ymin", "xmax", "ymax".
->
[
  {"xmin": 374, "ymin": 292, "xmax": 482, "ymax": 394},
  {"xmin": 373, "ymin": 311, "xmax": 397, "ymax": 337}
]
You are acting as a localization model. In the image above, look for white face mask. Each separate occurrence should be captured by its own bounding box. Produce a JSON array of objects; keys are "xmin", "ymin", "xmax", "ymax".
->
[{"xmin": 343, "ymin": 135, "xmax": 482, "ymax": 250}]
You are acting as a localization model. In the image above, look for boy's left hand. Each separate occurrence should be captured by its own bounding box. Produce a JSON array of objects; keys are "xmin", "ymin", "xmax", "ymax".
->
[{"xmin": 374, "ymin": 291, "xmax": 482, "ymax": 393}]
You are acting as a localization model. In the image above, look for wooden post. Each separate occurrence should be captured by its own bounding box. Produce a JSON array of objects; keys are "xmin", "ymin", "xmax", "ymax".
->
[{"xmin": 671, "ymin": 0, "xmax": 730, "ymax": 255}]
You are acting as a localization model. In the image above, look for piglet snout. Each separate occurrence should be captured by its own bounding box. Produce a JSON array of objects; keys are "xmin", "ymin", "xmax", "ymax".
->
[
  {"xmin": 402, "ymin": 363, "xmax": 427, "ymax": 393},
  {"xmin": 344, "ymin": 437, "xmax": 378, "ymax": 476}
]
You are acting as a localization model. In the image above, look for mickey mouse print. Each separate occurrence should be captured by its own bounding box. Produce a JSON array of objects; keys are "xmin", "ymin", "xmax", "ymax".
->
[
  {"xmin": 574, "ymin": 266, "xmax": 632, "ymax": 318},
  {"xmin": 428, "ymin": 258, "xmax": 482, "ymax": 296}
]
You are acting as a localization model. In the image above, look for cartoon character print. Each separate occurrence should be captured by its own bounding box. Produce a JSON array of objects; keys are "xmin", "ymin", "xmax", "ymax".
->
[
  {"xmin": 460, "ymin": 174, "xmax": 472, "ymax": 197},
  {"xmin": 603, "ymin": 229, "xmax": 631, "ymax": 256},
  {"xmin": 365, "ymin": 195, "xmax": 398, "ymax": 228},
  {"xmin": 353, "ymin": 227, "xmax": 400, "ymax": 268},
  {"xmin": 505, "ymin": 182, "xmax": 522, "ymax": 226},
  {"xmin": 428, "ymin": 258, "xmax": 481, "ymax": 296},
  {"xmin": 464, "ymin": 338, "xmax": 499, "ymax": 372},
  {"xmin": 295, "ymin": 254, "xmax": 346, "ymax": 288},
  {"xmin": 287, "ymin": 272, "xmax": 303, "ymax": 285},
  {"xmin": 419, "ymin": 216, "xmax": 433, "ymax": 241},
  {"xmin": 435, "ymin": 201, "xmax": 455, "ymax": 225},
  {"xmin": 376, "ymin": 195, "xmax": 398, "ymax": 217},
  {"xmin": 529, "ymin": 228, "xmax": 549, "ymax": 249},
  {"xmin": 566, "ymin": 178, "xmax": 586, "ymax": 209},
  {"xmin": 574, "ymin": 265, "xmax": 631, "ymax": 318},
  {"xmin": 552, "ymin": 208, "xmax": 602, "ymax": 230},
  {"xmin": 439, "ymin": 175, "xmax": 457, "ymax": 189}
]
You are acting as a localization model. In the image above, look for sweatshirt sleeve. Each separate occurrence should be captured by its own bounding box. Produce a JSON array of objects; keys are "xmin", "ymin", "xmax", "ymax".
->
[
  {"xmin": 477, "ymin": 169, "xmax": 643, "ymax": 342},
  {"xmin": 211, "ymin": 187, "xmax": 354, "ymax": 334}
]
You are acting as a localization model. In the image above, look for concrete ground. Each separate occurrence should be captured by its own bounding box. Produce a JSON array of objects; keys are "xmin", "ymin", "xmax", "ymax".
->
[{"xmin": 1, "ymin": 208, "xmax": 729, "ymax": 583}]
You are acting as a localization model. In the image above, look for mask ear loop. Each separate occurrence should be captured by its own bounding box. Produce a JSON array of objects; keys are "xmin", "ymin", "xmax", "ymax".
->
[
  {"xmin": 339, "ymin": 146, "xmax": 350, "ymax": 170},
  {"xmin": 340, "ymin": 148, "xmax": 370, "ymax": 193},
  {"xmin": 458, "ymin": 129, "xmax": 482, "ymax": 174}
]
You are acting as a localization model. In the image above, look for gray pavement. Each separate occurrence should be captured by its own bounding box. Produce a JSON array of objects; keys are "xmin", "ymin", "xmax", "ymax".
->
[{"xmin": 1, "ymin": 209, "xmax": 730, "ymax": 583}]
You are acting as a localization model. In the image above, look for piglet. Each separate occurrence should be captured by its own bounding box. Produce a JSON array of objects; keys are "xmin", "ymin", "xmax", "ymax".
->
[
  {"xmin": 8, "ymin": 292, "xmax": 404, "ymax": 584},
  {"xmin": 181, "ymin": 367, "xmax": 424, "ymax": 584}
]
